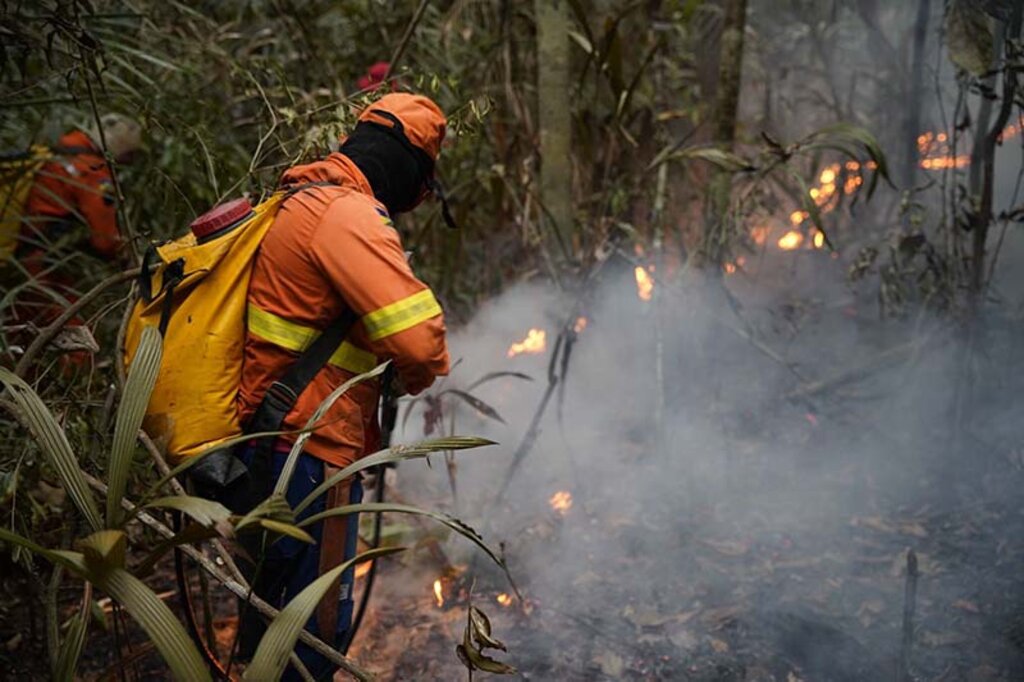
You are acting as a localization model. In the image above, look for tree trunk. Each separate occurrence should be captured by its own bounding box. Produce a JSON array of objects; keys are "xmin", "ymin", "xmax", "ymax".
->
[
  {"xmin": 702, "ymin": 0, "xmax": 748, "ymax": 266},
  {"xmin": 902, "ymin": 0, "xmax": 931, "ymax": 190},
  {"xmin": 535, "ymin": 0, "xmax": 573, "ymax": 273}
]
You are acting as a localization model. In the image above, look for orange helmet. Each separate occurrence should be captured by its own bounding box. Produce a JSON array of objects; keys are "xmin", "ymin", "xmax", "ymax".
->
[
  {"xmin": 356, "ymin": 93, "xmax": 446, "ymax": 162},
  {"xmin": 347, "ymin": 93, "xmax": 455, "ymax": 227}
]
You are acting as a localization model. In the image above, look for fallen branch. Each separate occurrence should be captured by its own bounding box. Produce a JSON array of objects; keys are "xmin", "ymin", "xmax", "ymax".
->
[
  {"xmin": 14, "ymin": 268, "xmax": 139, "ymax": 378},
  {"xmin": 784, "ymin": 334, "xmax": 941, "ymax": 401}
]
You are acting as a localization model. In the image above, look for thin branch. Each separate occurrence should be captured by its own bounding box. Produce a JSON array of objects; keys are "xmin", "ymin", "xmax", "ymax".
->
[{"xmin": 14, "ymin": 268, "xmax": 139, "ymax": 378}]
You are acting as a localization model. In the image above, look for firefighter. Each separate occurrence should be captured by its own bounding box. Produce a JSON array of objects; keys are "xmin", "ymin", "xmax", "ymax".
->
[
  {"xmin": 4, "ymin": 114, "xmax": 140, "ymax": 358},
  {"xmin": 18, "ymin": 113, "xmax": 141, "ymax": 268},
  {"xmin": 235, "ymin": 93, "xmax": 450, "ymax": 679}
]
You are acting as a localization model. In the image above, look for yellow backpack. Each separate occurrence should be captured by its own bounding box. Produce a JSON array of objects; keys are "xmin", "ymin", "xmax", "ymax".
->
[
  {"xmin": 0, "ymin": 145, "xmax": 52, "ymax": 260},
  {"xmin": 124, "ymin": 192, "xmax": 287, "ymax": 461}
]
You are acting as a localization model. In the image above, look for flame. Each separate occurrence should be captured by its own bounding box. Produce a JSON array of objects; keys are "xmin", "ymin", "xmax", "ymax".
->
[
  {"xmin": 751, "ymin": 225, "xmax": 769, "ymax": 245},
  {"xmin": 635, "ymin": 266, "xmax": 654, "ymax": 302},
  {"xmin": 355, "ymin": 562, "xmax": 372, "ymax": 580},
  {"xmin": 724, "ymin": 262, "xmax": 736, "ymax": 275},
  {"xmin": 433, "ymin": 579, "xmax": 444, "ymax": 608},
  {"xmin": 777, "ymin": 231, "xmax": 804, "ymax": 251},
  {"xmin": 573, "ymin": 316, "xmax": 588, "ymax": 334},
  {"xmin": 812, "ymin": 230, "xmax": 825, "ymax": 249},
  {"xmin": 496, "ymin": 593, "xmax": 513, "ymax": 607},
  {"xmin": 549, "ymin": 490, "xmax": 573, "ymax": 514},
  {"xmin": 507, "ymin": 328, "xmax": 546, "ymax": 357}
]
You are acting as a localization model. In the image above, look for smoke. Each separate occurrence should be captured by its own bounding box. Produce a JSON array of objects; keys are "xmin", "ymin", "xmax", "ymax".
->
[
  {"xmin": 351, "ymin": 4, "xmax": 1024, "ymax": 679},
  {"xmin": 364, "ymin": 253, "xmax": 1024, "ymax": 680}
]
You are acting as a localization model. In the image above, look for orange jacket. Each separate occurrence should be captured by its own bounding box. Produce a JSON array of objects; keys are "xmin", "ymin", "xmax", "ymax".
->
[
  {"xmin": 238, "ymin": 153, "xmax": 449, "ymax": 467},
  {"xmin": 22, "ymin": 130, "xmax": 121, "ymax": 259}
]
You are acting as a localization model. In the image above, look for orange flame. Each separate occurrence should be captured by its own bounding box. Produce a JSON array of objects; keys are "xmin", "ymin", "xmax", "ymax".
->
[
  {"xmin": 573, "ymin": 317, "xmax": 588, "ymax": 334},
  {"xmin": 433, "ymin": 579, "xmax": 444, "ymax": 608},
  {"xmin": 507, "ymin": 328, "xmax": 546, "ymax": 357},
  {"xmin": 751, "ymin": 225, "xmax": 769, "ymax": 245},
  {"xmin": 549, "ymin": 490, "xmax": 573, "ymax": 514},
  {"xmin": 635, "ymin": 266, "xmax": 654, "ymax": 302},
  {"xmin": 777, "ymin": 231, "xmax": 804, "ymax": 251},
  {"xmin": 812, "ymin": 230, "xmax": 825, "ymax": 249},
  {"xmin": 496, "ymin": 593, "xmax": 513, "ymax": 607}
]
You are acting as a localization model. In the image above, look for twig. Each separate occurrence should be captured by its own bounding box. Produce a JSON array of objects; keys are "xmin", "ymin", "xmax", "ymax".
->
[
  {"xmin": 896, "ymin": 549, "xmax": 919, "ymax": 682},
  {"xmin": 384, "ymin": 0, "xmax": 432, "ymax": 82},
  {"xmin": 13, "ymin": 268, "xmax": 139, "ymax": 378},
  {"xmin": 77, "ymin": 44, "xmax": 139, "ymax": 266},
  {"xmin": 784, "ymin": 334, "xmax": 941, "ymax": 401},
  {"xmin": 82, "ymin": 473, "xmax": 375, "ymax": 681}
]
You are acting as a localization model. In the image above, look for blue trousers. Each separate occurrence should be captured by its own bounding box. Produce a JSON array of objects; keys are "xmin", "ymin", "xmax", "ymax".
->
[{"xmin": 234, "ymin": 444, "xmax": 362, "ymax": 681}]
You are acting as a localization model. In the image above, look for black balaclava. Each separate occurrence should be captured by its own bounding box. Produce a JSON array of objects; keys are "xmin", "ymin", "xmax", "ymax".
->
[{"xmin": 339, "ymin": 121, "xmax": 429, "ymax": 215}]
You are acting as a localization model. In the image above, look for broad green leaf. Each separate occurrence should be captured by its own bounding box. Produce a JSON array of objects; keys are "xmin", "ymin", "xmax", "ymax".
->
[
  {"xmin": 244, "ymin": 546, "xmax": 403, "ymax": 681},
  {"xmin": 53, "ymin": 583, "xmax": 91, "ymax": 681},
  {"xmin": 79, "ymin": 530, "xmax": 127, "ymax": 571},
  {"xmin": 90, "ymin": 567, "xmax": 211, "ymax": 682},
  {"xmin": 275, "ymin": 362, "xmax": 390, "ymax": 497},
  {"xmin": 294, "ymin": 437, "xmax": 496, "ymax": 515},
  {"xmin": 0, "ymin": 368, "xmax": 103, "ymax": 532},
  {"xmin": 783, "ymin": 167, "xmax": 832, "ymax": 250},
  {"xmin": 143, "ymin": 495, "xmax": 232, "ymax": 527},
  {"xmin": 297, "ymin": 502, "xmax": 505, "ymax": 572},
  {"xmin": 109, "ymin": 325, "xmax": 163, "ymax": 526},
  {"xmin": 802, "ymin": 123, "xmax": 893, "ymax": 195},
  {"xmin": 0, "ymin": 527, "xmax": 86, "ymax": 573},
  {"xmin": 234, "ymin": 493, "xmax": 293, "ymax": 532},
  {"xmin": 256, "ymin": 518, "xmax": 315, "ymax": 544},
  {"xmin": 946, "ymin": 0, "xmax": 995, "ymax": 76}
]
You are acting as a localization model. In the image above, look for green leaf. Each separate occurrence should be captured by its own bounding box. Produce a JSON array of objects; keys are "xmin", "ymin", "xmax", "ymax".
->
[
  {"xmin": 256, "ymin": 518, "xmax": 315, "ymax": 544},
  {"xmin": 234, "ymin": 493, "xmax": 293, "ymax": 533},
  {"xmin": 79, "ymin": 530, "xmax": 127, "ymax": 571},
  {"xmin": 0, "ymin": 368, "xmax": 103, "ymax": 532},
  {"xmin": 244, "ymin": 546, "xmax": 404, "ymax": 681},
  {"xmin": 294, "ymin": 437, "xmax": 496, "ymax": 515},
  {"xmin": 53, "ymin": 584, "xmax": 91, "ymax": 681},
  {"xmin": 650, "ymin": 145, "xmax": 756, "ymax": 173},
  {"xmin": 297, "ymin": 502, "xmax": 505, "ymax": 572},
  {"xmin": 90, "ymin": 567, "xmax": 211, "ymax": 682},
  {"xmin": 275, "ymin": 362, "xmax": 390, "ymax": 497},
  {"xmin": 946, "ymin": 0, "xmax": 995, "ymax": 76},
  {"xmin": 802, "ymin": 123, "xmax": 893, "ymax": 195},
  {"xmin": 108, "ymin": 325, "xmax": 163, "ymax": 526},
  {"xmin": 783, "ymin": 166, "xmax": 832, "ymax": 250},
  {"xmin": 144, "ymin": 495, "xmax": 232, "ymax": 527}
]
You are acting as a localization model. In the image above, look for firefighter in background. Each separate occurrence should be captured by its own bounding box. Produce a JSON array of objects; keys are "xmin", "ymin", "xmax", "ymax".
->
[
  {"xmin": 18, "ymin": 113, "xmax": 141, "ymax": 269},
  {"xmin": 1, "ymin": 114, "xmax": 140, "ymax": 362},
  {"xmin": 235, "ymin": 93, "xmax": 450, "ymax": 679}
]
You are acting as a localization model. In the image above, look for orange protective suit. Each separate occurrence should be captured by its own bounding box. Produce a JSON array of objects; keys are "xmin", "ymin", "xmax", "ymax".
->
[
  {"xmin": 238, "ymin": 95, "xmax": 450, "ymax": 469},
  {"xmin": 20, "ymin": 129, "xmax": 121, "ymax": 262}
]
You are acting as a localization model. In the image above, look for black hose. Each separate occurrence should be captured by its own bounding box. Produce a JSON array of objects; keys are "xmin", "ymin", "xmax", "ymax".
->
[{"xmin": 173, "ymin": 510, "xmax": 231, "ymax": 680}]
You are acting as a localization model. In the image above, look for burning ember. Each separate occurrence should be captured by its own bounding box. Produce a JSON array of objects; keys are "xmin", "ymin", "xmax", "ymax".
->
[
  {"xmin": 777, "ymin": 231, "xmax": 804, "ymax": 251},
  {"xmin": 496, "ymin": 593, "xmax": 513, "ymax": 607},
  {"xmin": 549, "ymin": 490, "xmax": 573, "ymax": 515},
  {"xmin": 573, "ymin": 316, "xmax": 588, "ymax": 334},
  {"xmin": 433, "ymin": 579, "xmax": 444, "ymax": 608},
  {"xmin": 635, "ymin": 265, "xmax": 654, "ymax": 302},
  {"xmin": 508, "ymin": 328, "xmax": 546, "ymax": 357}
]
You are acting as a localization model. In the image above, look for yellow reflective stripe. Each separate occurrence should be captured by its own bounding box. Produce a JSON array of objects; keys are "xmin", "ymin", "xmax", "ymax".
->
[
  {"xmin": 247, "ymin": 305, "xmax": 378, "ymax": 374},
  {"xmin": 247, "ymin": 305, "xmax": 316, "ymax": 352},
  {"xmin": 362, "ymin": 289, "xmax": 442, "ymax": 341},
  {"xmin": 329, "ymin": 341, "xmax": 378, "ymax": 374}
]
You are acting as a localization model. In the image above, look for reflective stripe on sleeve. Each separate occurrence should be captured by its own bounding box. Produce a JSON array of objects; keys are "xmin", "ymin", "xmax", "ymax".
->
[
  {"xmin": 247, "ymin": 304, "xmax": 377, "ymax": 374},
  {"xmin": 361, "ymin": 289, "xmax": 442, "ymax": 341}
]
